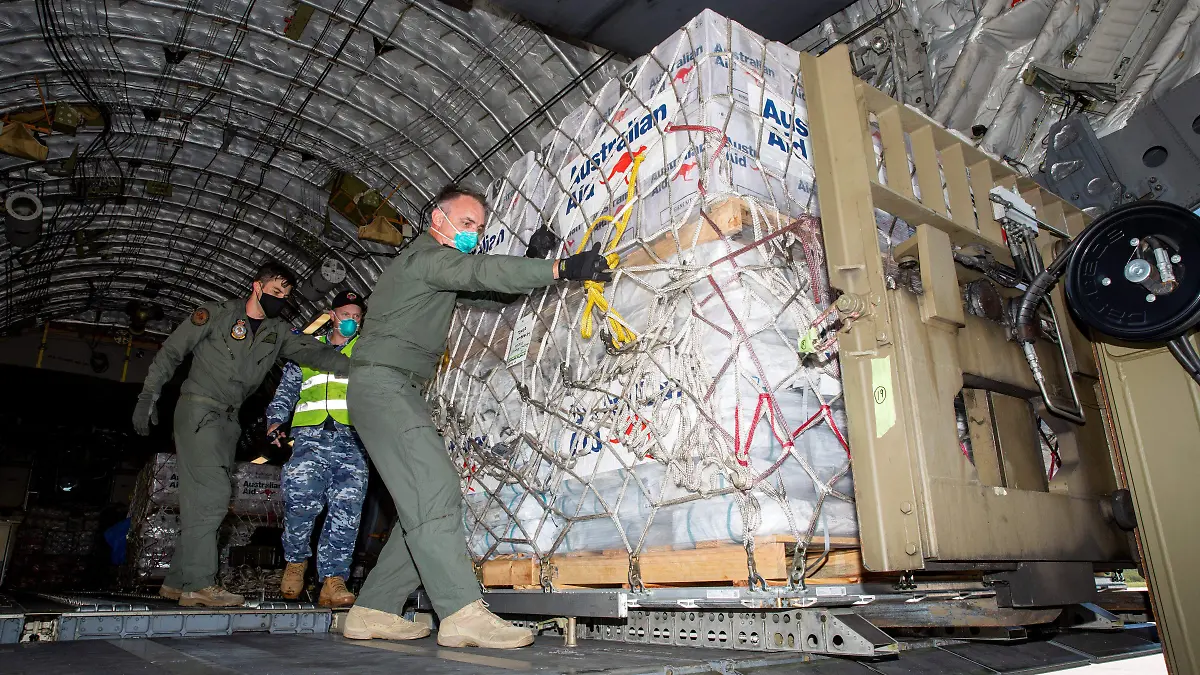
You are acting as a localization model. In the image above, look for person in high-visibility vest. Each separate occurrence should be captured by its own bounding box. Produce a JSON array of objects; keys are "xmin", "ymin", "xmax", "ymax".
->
[{"xmin": 265, "ymin": 289, "xmax": 367, "ymax": 607}]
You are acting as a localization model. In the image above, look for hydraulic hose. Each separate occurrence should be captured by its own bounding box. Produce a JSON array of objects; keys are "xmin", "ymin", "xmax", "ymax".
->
[
  {"xmin": 1016, "ymin": 238, "xmax": 1078, "ymax": 345},
  {"xmin": 1168, "ymin": 335, "xmax": 1200, "ymax": 387},
  {"xmin": 1015, "ymin": 236, "xmax": 1086, "ymax": 424}
]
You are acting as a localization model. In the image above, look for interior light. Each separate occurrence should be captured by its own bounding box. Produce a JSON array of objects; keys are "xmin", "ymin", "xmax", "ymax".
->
[{"xmin": 303, "ymin": 313, "xmax": 330, "ymax": 335}]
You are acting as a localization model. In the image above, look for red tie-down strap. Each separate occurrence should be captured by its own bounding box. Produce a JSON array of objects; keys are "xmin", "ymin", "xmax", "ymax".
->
[
  {"xmin": 663, "ymin": 123, "xmax": 731, "ymax": 197},
  {"xmin": 663, "ymin": 123, "xmax": 730, "ymax": 161},
  {"xmin": 609, "ymin": 414, "xmax": 654, "ymax": 458},
  {"xmin": 734, "ymin": 393, "xmax": 853, "ymax": 468},
  {"xmin": 695, "ymin": 222, "xmax": 852, "ymax": 472},
  {"xmin": 728, "ymin": 392, "xmax": 853, "ymax": 498},
  {"xmin": 462, "ymin": 458, "xmax": 480, "ymax": 494}
]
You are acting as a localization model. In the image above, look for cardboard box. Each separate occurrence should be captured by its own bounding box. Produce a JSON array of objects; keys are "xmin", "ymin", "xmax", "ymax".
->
[{"xmin": 481, "ymin": 8, "xmax": 816, "ymax": 258}]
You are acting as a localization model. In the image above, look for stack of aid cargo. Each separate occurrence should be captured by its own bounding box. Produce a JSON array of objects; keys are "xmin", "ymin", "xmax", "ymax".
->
[
  {"xmin": 124, "ymin": 453, "xmax": 284, "ymax": 590},
  {"xmin": 431, "ymin": 10, "xmax": 886, "ymax": 580}
]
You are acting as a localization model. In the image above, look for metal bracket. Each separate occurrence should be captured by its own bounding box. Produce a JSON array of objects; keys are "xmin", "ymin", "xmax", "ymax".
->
[
  {"xmin": 895, "ymin": 571, "xmax": 917, "ymax": 591},
  {"xmin": 788, "ymin": 542, "xmax": 808, "ymax": 591},
  {"xmin": 1061, "ymin": 602, "xmax": 1125, "ymax": 631},
  {"xmin": 539, "ymin": 559, "xmax": 556, "ymax": 593},
  {"xmin": 776, "ymin": 609, "xmax": 899, "ymax": 657},
  {"xmin": 472, "ymin": 560, "xmax": 486, "ymax": 593},
  {"xmin": 628, "ymin": 608, "xmax": 899, "ymax": 657},
  {"xmin": 628, "ymin": 554, "xmax": 646, "ymax": 594},
  {"xmin": 745, "ymin": 541, "xmax": 768, "ymax": 592},
  {"xmin": 986, "ymin": 562, "xmax": 1099, "ymax": 608},
  {"xmin": 990, "ymin": 187, "xmax": 1039, "ymax": 234}
]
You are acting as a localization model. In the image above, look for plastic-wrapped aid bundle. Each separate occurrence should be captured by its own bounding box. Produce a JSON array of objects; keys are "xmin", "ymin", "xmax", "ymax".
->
[
  {"xmin": 447, "ymin": 235, "xmax": 856, "ymax": 558},
  {"xmin": 124, "ymin": 453, "xmax": 284, "ymax": 584},
  {"xmin": 433, "ymin": 9, "xmax": 858, "ymax": 564}
]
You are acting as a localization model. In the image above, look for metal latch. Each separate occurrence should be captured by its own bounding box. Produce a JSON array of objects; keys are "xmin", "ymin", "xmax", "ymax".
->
[{"xmin": 990, "ymin": 186, "xmax": 1038, "ymax": 232}]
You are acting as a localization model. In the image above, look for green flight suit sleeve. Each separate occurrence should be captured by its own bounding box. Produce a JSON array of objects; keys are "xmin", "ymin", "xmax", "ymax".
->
[
  {"xmin": 419, "ymin": 246, "xmax": 556, "ymax": 295},
  {"xmin": 279, "ymin": 330, "xmax": 351, "ymax": 376},
  {"xmin": 141, "ymin": 305, "xmax": 217, "ymax": 399},
  {"xmin": 457, "ymin": 290, "xmax": 522, "ymax": 310}
]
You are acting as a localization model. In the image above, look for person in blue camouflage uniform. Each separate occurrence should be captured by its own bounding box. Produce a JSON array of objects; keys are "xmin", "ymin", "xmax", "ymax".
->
[{"xmin": 266, "ymin": 289, "xmax": 368, "ymax": 608}]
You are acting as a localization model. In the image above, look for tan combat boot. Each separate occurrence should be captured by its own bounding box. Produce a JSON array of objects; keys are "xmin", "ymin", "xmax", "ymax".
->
[
  {"xmin": 436, "ymin": 600, "xmax": 534, "ymax": 649},
  {"xmin": 158, "ymin": 585, "xmax": 182, "ymax": 601},
  {"xmin": 342, "ymin": 606, "xmax": 431, "ymax": 641},
  {"xmin": 318, "ymin": 576, "xmax": 356, "ymax": 608},
  {"xmin": 281, "ymin": 561, "xmax": 307, "ymax": 600},
  {"xmin": 179, "ymin": 586, "xmax": 245, "ymax": 608}
]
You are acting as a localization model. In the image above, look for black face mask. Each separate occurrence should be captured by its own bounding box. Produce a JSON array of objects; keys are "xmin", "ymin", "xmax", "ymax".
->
[{"xmin": 258, "ymin": 292, "xmax": 288, "ymax": 319}]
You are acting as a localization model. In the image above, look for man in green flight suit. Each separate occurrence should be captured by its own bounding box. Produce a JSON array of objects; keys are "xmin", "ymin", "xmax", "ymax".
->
[
  {"xmin": 132, "ymin": 261, "xmax": 352, "ymax": 608},
  {"xmin": 342, "ymin": 185, "xmax": 610, "ymax": 648}
]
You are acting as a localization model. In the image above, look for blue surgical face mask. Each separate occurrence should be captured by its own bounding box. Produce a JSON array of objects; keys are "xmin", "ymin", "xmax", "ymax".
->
[
  {"xmin": 437, "ymin": 207, "xmax": 478, "ymax": 253},
  {"xmin": 453, "ymin": 231, "xmax": 479, "ymax": 253},
  {"xmin": 338, "ymin": 318, "xmax": 358, "ymax": 337}
]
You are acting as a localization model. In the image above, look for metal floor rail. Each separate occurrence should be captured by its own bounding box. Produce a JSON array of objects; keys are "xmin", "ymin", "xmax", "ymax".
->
[
  {"xmin": 0, "ymin": 592, "xmax": 331, "ymax": 643},
  {"xmin": 0, "ymin": 589, "xmax": 1163, "ymax": 674},
  {"xmin": 0, "ymin": 627, "xmax": 1165, "ymax": 675}
]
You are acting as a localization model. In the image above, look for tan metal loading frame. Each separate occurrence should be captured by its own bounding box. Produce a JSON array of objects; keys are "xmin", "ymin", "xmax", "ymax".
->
[
  {"xmin": 799, "ymin": 46, "xmax": 1129, "ymax": 573},
  {"xmin": 1095, "ymin": 328, "xmax": 1200, "ymax": 674}
]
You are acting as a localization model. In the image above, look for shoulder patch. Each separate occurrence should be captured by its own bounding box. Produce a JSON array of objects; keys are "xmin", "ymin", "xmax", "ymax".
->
[
  {"xmin": 291, "ymin": 328, "xmax": 301, "ymax": 334},
  {"xmin": 190, "ymin": 307, "xmax": 210, "ymax": 326}
]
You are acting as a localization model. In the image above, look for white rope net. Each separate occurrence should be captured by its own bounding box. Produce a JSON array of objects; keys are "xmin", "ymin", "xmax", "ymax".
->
[{"xmin": 429, "ymin": 10, "xmax": 913, "ymax": 582}]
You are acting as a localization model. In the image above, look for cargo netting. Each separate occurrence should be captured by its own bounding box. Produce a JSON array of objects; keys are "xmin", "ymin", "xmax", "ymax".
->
[{"xmin": 427, "ymin": 11, "xmax": 926, "ymax": 586}]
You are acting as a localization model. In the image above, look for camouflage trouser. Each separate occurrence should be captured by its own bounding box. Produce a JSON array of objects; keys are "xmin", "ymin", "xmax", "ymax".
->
[{"xmin": 281, "ymin": 426, "xmax": 368, "ymax": 581}]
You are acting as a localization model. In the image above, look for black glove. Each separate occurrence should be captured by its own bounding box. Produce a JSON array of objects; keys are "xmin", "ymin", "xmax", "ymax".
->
[
  {"xmin": 525, "ymin": 226, "xmax": 559, "ymax": 259},
  {"xmin": 558, "ymin": 242, "xmax": 614, "ymax": 282},
  {"xmin": 133, "ymin": 393, "xmax": 159, "ymax": 437}
]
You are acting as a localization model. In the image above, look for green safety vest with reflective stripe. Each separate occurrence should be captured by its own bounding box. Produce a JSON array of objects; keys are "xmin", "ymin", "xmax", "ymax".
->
[{"xmin": 293, "ymin": 335, "xmax": 356, "ymax": 427}]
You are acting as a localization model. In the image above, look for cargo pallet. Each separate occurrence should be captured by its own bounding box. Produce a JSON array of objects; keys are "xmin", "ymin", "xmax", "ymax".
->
[{"xmin": 480, "ymin": 536, "xmax": 862, "ymax": 589}]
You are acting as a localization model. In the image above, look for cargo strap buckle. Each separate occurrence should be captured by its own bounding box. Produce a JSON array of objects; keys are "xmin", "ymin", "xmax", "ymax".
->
[{"xmin": 627, "ymin": 554, "xmax": 646, "ymax": 593}]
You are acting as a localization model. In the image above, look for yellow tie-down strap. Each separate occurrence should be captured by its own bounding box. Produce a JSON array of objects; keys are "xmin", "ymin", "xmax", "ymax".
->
[{"xmin": 574, "ymin": 153, "xmax": 645, "ymax": 350}]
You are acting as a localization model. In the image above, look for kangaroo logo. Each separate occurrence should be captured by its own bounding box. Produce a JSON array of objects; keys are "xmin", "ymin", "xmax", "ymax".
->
[
  {"xmin": 673, "ymin": 65, "xmax": 694, "ymax": 85},
  {"xmin": 674, "ymin": 160, "xmax": 698, "ymax": 182},
  {"xmin": 604, "ymin": 145, "xmax": 647, "ymax": 184}
]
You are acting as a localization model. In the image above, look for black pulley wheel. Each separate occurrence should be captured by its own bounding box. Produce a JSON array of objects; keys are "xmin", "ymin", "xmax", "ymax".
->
[{"xmin": 1065, "ymin": 201, "xmax": 1200, "ymax": 342}]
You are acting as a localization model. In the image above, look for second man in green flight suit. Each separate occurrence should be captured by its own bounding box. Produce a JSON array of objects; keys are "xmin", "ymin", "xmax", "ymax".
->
[{"xmin": 133, "ymin": 261, "xmax": 351, "ymax": 607}]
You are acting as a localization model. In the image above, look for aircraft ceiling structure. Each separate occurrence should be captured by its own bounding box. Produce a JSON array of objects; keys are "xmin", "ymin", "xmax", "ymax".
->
[{"xmin": 0, "ymin": 0, "xmax": 617, "ymax": 334}]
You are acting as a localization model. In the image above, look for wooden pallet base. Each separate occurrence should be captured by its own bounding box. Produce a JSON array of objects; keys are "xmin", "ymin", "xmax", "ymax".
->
[
  {"xmin": 1095, "ymin": 588, "xmax": 1152, "ymax": 614},
  {"xmin": 480, "ymin": 536, "xmax": 866, "ymax": 589}
]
